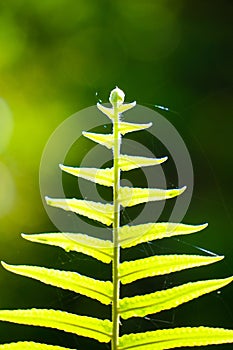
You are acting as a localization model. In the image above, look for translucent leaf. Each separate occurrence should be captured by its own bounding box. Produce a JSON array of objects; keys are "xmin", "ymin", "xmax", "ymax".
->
[
  {"xmin": 119, "ymin": 276, "xmax": 233, "ymax": 319},
  {"xmin": 82, "ymin": 131, "xmax": 114, "ymax": 149},
  {"xmin": 119, "ymin": 122, "xmax": 152, "ymax": 135},
  {"xmin": 2, "ymin": 262, "xmax": 113, "ymax": 305},
  {"xmin": 118, "ymin": 101, "xmax": 136, "ymax": 113},
  {"xmin": 45, "ymin": 197, "xmax": 114, "ymax": 226},
  {"xmin": 119, "ymin": 186, "xmax": 186, "ymax": 207},
  {"xmin": 97, "ymin": 103, "xmax": 114, "ymax": 120},
  {"xmin": 22, "ymin": 233, "xmax": 113, "ymax": 263},
  {"xmin": 0, "ymin": 342, "xmax": 75, "ymax": 350},
  {"xmin": 119, "ymin": 154, "xmax": 167, "ymax": 171},
  {"xmin": 119, "ymin": 254, "xmax": 223, "ymax": 284},
  {"xmin": 96, "ymin": 102, "xmax": 137, "ymax": 121},
  {"xmin": 119, "ymin": 327, "xmax": 233, "ymax": 350},
  {"xmin": 0, "ymin": 309, "xmax": 112, "ymax": 343},
  {"xmin": 60, "ymin": 165, "xmax": 114, "ymax": 187},
  {"xmin": 119, "ymin": 222, "xmax": 208, "ymax": 248}
]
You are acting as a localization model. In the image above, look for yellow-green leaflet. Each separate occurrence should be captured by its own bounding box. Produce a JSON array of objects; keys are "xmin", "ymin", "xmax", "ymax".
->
[
  {"xmin": 0, "ymin": 342, "xmax": 75, "ymax": 350},
  {"xmin": 118, "ymin": 327, "xmax": 233, "ymax": 350},
  {"xmin": 119, "ymin": 122, "xmax": 152, "ymax": 135},
  {"xmin": 45, "ymin": 197, "xmax": 114, "ymax": 226},
  {"xmin": 96, "ymin": 101, "xmax": 136, "ymax": 121},
  {"xmin": 119, "ymin": 222, "xmax": 208, "ymax": 248},
  {"xmin": 60, "ymin": 164, "xmax": 114, "ymax": 186},
  {"xmin": 119, "ymin": 254, "xmax": 223, "ymax": 284},
  {"xmin": 119, "ymin": 154, "xmax": 167, "ymax": 171},
  {"xmin": 22, "ymin": 233, "xmax": 113, "ymax": 263},
  {"xmin": 119, "ymin": 186, "xmax": 186, "ymax": 207},
  {"xmin": 119, "ymin": 276, "xmax": 233, "ymax": 319},
  {"xmin": 0, "ymin": 309, "xmax": 112, "ymax": 343},
  {"xmin": 118, "ymin": 101, "xmax": 136, "ymax": 113},
  {"xmin": 2, "ymin": 262, "xmax": 113, "ymax": 305},
  {"xmin": 82, "ymin": 131, "xmax": 114, "ymax": 149},
  {"xmin": 97, "ymin": 103, "xmax": 114, "ymax": 120}
]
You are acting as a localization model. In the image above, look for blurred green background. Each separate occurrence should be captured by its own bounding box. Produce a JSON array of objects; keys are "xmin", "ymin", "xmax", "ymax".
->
[{"xmin": 0, "ymin": 0, "xmax": 233, "ymax": 349}]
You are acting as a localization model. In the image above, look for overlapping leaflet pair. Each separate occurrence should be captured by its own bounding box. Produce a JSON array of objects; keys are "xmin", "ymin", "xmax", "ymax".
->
[{"xmin": 0, "ymin": 87, "xmax": 233, "ymax": 349}]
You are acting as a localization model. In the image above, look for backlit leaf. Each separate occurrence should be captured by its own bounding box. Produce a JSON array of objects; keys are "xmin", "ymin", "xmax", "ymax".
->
[
  {"xmin": 119, "ymin": 122, "xmax": 152, "ymax": 135},
  {"xmin": 119, "ymin": 222, "xmax": 208, "ymax": 248},
  {"xmin": 97, "ymin": 103, "xmax": 114, "ymax": 120},
  {"xmin": 82, "ymin": 131, "xmax": 114, "ymax": 149},
  {"xmin": 0, "ymin": 309, "xmax": 112, "ymax": 343},
  {"xmin": 60, "ymin": 165, "xmax": 114, "ymax": 186},
  {"xmin": 119, "ymin": 327, "xmax": 233, "ymax": 350},
  {"xmin": 0, "ymin": 342, "xmax": 75, "ymax": 350},
  {"xmin": 45, "ymin": 197, "xmax": 114, "ymax": 226},
  {"xmin": 119, "ymin": 186, "xmax": 186, "ymax": 207},
  {"xmin": 119, "ymin": 276, "xmax": 233, "ymax": 319},
  {"xmin": 118, "ymin": 101, "xmax": 136, "ymax": 113},
  {"xmin": 119, "ymin": 254, "xmax": 223, "ymax": 284},
  {"xmin": 22, "ymin": 233, "xmax": 113, "ymax": 263},
  {"xmin": 119, "ymin": 154, "xmax": 167, "ymax": 171},
  {"xmin": 2, "ymin": 262, "xmax": 113, "ymax": 305}
]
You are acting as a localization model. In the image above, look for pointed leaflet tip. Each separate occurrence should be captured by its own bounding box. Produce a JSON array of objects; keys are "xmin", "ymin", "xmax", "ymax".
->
[{"xmin": 109, "ymin": 87, "xmax": 125, "ymax": 106}]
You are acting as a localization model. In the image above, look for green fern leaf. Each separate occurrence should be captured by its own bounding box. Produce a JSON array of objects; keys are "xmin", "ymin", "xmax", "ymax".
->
[
  {"xmin": 119, "ymin": 186, "xmax": 186, "ymax": 207},
  {"xmin": 119, "ymin": 154, "xmax": 167, "ymax": 171},
  {"xmin": 60, "ymin": 165, "xmax": 114, "ymax": 186},
  {"xmin": 119, "ymin": 276, "xmax": 233, "ymax": 319},
  {"xmin": 119, "ymin": 222, "xmax": 208, "ymax": 248},
  {"xmin": 119, "ymin": 327, "xmax": 233, "ymax": 350},
  {"xmin": 0, "ymin": 309, "xmax": 112, "ymax": 343},
  {"xmin": 97, "ymin": 103, "xmax": 114, "ymax": 120},
  {"xmin": 96, "ymin": 101, "xmax": 136, "ymax": 120},
  {"xmin": 82, "ymin": 131, "xmax": 114, "ymax": 149},
  {"xmin": 45, "ymin": 197, "xmax": 114, "ymax": 226},
  {"xmin": 119, "ymin": 122, "xmax": 152, "ymax": 135},
  {"xmin": 119, "ymin": 254, "xmax": 223, "ymax": 284},
  {"xmin": 2, "ymin": 262, "xmax": 113, "ymax": 305},
  {"xmin": 22, "ymin": 233, "xmax": 113, "ymax": 263},
  {"xmin": 0, "ymin": 342, "xmax": 75, "ymax": 350},
  {"xmin": 118, "ymin": 101, "xmax": 136, "ymax": 113}
]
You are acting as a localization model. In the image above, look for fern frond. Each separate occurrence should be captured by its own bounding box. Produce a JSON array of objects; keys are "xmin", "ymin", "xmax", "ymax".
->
[
  {"xmin": 0, "ymin": 342, "xmax": 75, "ymax": 350},
  {"xmin": 119, "ymin": 222, "xmax": 208, "ymax": 248},
  {"xmin": 119, "ymin": 276, "xmax": 233, "ymax": 319},
  {"xmin": 0, "ymin": 309, "xmax": 112, "ymax": 343},
  {"xmin": 119, "ymin": 186, "xmax": 186, "ymax": 207},
  {"xmin": 1, "ymin": 262, "xmax": 113, "ymax": 305},
  {"xmin": 60, "ymin": 165, "xmax": 114, "ymax": 186},
  {"xmin": 119, "ymin": 154, "xmax": 167, "ymax": 171},
  {"xmin": 119, "ymin": 122, "xmax": 152, "ymax": 135},
  {"xmin": 119, "ymin": 327, "xmax": 233, "ymax": 350},
  {"xmin": 82, "ymin": 131, "xmax": 114, "ymax": 149},
  {"xmin": 119, "ymin": 254, "xmax": 223, "ymax": 284},
  {"xmin": 22, "ymin": 233, "xmax": 113, "ymax": 263},
  {"xmin": 45, "ymin": 197, "xmax": 114, "ymax": 226}
]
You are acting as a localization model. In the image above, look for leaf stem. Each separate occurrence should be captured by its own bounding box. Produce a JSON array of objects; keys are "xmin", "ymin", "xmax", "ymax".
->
[{"xmin": 112, "ymin": 102, "xmax": 121, "ymax": 350}]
